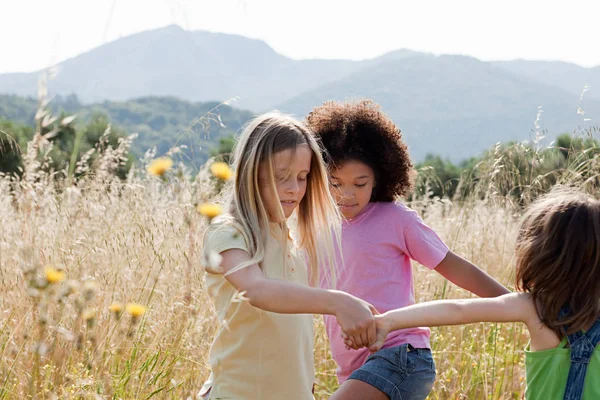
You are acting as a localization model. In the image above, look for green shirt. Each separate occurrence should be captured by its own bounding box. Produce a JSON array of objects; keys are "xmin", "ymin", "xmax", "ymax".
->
[{"xmin": 525, "ymin": 338, "xmax": 600, "ymax": 399}]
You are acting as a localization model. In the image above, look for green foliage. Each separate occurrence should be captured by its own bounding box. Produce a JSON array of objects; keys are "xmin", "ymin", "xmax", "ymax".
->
[
  {"xmin": 414, "ymin": 130, "xmax": 600, "ymax": 203},
  {"xmin": 3, "ymin": 95, "xmax": 599, "ymax": 201},
  {"xmin": 210, "ymin": 135, "xmax": 236, "ymax": 164},
  {"xmin": 0, "ymin": 94, "xmax": 252, "ymax": 169},
  {"xmin": 415, "ymin": 155, "xmax": 465, "ymax": 198},
  {"xmin": 0, "ymin": 94, "xmax": 37, "ymax": 123},
  {"xmin": 0, "ymin": 118, "xmax": 33, "ymax": 174},
  {"xmin": 0, "ymin": 110, "xmax": 131, "ymax": 179}
]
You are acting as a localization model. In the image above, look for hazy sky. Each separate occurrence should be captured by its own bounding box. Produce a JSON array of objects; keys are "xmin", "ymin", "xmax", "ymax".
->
[{"xmin": 2, "ymin": 0, "xmax": 599, "ymax": 74}]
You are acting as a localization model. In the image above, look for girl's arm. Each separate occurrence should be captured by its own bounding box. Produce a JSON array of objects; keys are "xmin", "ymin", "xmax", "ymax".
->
[
  {"xmin": 347, "ymin": 293, "xmax": 559, "ymax": 352},
  {"xmin": 221, "ymin": 248, "xmax": 378, "ymax": 348},
  {"xmin": 435, "ymin": 251, "xmax": 510, "ymax": 297}
]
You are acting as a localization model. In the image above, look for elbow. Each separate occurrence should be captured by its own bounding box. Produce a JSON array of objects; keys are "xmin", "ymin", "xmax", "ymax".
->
[
  {"xmin": 448, "ymin": 301, "xmax": 464, "ymax": 313},
  {"xmin": 447, "ymin": 301, "xmax": 470, "ymax": 323},
  {"xmin": 240, "ymin": 282, "xmax": 264, "ymax": 308}
]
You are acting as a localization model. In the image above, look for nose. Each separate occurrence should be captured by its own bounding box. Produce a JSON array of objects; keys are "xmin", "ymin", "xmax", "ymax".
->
[
  {"xmin": 286, "ymin": 179, "xmax": 300, "ymax": 195},
  {"xmin": 341, "ymin": 188, "xmax": 354, "ymax": 199}
]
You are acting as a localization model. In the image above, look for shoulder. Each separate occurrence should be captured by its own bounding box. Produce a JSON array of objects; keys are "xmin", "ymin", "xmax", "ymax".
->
[
  {"xmin": 504, "ymin": 292, "xmax": 536, "ymax": 311},
  {"xmin": 510, "ymin": 293, "xmax": 562, "ymax": 350},
  {"xmin": 372, "ymin": 202, "xmax": 420, "ymax": 226},
  {"xmin": 203, "ymin": 215, "xmax": 252, "ymax": 274},
  {"xmin": 374, "ymin": 201, "xmax": 415, "ymax": 216},
  {"xmin": 204, "ymin": 215, "xmax": 249, "ymax": 251},
  {"xmin": 502, "ymin": 293, "xmax": 550, "ymax": 330},
  {"xmin": 206, "ymin": 214, "xmax": 244, "ymax": 235}
]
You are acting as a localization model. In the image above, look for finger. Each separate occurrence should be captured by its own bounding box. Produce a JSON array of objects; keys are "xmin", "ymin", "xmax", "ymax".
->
[
  {"xmin": 343, "ymin": 334, "xmax": 356, "ymax": 348},
  {"xmin": 369, "ymin": 340, "xmax": 383, "ymax": 353},
  {"xmin": 369, "ymin": 328, "xmax": 387, "ymax": 353},
  {"xmin": 359, "ymin": 331, "xmax": 368, "ymax": 348},
  {"xmin": 369, "ymin": 304, "xmax": 380, "ymax": 315},
  {"xmin": 367, "ymin": 319, "xmax": 377, "ymax": 347},
  {"xmin": 349, "ymin": 334, "xmax": 363, "ymax": 349}
]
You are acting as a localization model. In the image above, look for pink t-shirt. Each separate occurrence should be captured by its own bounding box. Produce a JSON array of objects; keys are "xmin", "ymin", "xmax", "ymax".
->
[{"xmin": 321, "ymin": 202, "xmax": 449, "ymax": 383}]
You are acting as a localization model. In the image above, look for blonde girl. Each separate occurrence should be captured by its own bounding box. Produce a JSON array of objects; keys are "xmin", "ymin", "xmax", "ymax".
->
[{"xmin": 199, "ymin": 112, "xmax": 377, "ymax": 400}]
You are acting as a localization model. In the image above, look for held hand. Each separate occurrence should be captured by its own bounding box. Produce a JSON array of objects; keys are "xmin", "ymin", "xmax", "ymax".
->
[
  {"xmin": 342, "ymin": 313, "xmax": 390, "ymax": 352},
  {"xmin": 369, "ymin": 314, "xmax": 390, "ymax": 352},
  {"xmin": 335, "ymin": 293, "xmax": 377, "ymax": 349},
  {"xmin": 342, "ymin": 313, "xmax": 388, "ymax": 352}
]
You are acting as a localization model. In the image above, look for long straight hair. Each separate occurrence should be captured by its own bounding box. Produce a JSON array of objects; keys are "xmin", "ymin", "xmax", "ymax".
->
[{"xmin": 221, "ymin": 112, "xmax": 341, "ymax": 285}]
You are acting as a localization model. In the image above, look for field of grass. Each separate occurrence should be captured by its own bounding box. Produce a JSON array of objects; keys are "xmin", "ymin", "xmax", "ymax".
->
[{"xmin": 0, "ymin": 104, "xmax": 597, "ymax": 399}]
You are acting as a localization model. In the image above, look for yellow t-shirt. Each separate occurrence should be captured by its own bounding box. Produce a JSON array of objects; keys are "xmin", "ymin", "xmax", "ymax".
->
[{"xmin": 200, "ymin": 217, "xmax": 315, "ymax": 400}]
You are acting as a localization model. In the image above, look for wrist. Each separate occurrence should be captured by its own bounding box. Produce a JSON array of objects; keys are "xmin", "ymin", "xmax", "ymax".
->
[
  {"xmin": 327, "ymin": 290, "xmax": 351, "ymax": 316},
  {"xmin": 378, "ymin": 311, "xmax": 395, "ymax": 331}
]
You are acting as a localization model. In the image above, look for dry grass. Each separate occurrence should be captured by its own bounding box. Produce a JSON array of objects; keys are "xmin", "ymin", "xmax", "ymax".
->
[
  {"xmin": 0, "ymin": 102, "xmax": 597, "ymax": 399},
  {"xmin": 0, "ymin": 161, "xmax": 525, "ymax": 399}
]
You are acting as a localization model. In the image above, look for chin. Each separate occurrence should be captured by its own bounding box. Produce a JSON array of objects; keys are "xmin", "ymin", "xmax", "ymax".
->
[{"xmin": 344, "ymin": 204, "xmax": 367, "ymax": 219}]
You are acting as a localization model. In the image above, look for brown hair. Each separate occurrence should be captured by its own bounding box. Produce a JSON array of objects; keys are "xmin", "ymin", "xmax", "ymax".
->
[
  {"xmin": 515, "ymin": 188, "xmax": 600, "ymax": 336},
  {"xmin": 306, "ymin": 100, "xmax": 414, "ymax": 201}
]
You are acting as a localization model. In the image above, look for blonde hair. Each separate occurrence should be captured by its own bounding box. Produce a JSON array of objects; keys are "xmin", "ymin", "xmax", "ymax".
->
[{"xmin": 221, "ymin": 112, "xmax": 341, "ymax": 286}]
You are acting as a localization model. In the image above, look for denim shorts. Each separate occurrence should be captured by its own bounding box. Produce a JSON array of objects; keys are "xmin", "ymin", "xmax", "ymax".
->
[{"xmin": 348, "ymin": 344, "xmax": 436, "ymax": 400}]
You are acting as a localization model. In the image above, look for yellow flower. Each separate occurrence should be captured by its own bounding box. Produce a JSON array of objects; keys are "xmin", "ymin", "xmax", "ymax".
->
[
  {"xmin": 210, "ymin": 162, "xmax": 233, "ymax": 180},
  {"xmin": 126, "ymin": 303, "xmax": 146, "ymax": 318},
  {"xmin": 108, "ymin": 302, "xmax": 123, "ymax": 313},
  {"xmin": 197, "ymin": 203, "xmax": 223, "ymax": 219},
  {"xmin": 147, "ymin": 158, "xmax": 173, "ymax": 177},
  {"xmin": 45, "ymin": 267, "xmax": 65, "ymax": 284}
]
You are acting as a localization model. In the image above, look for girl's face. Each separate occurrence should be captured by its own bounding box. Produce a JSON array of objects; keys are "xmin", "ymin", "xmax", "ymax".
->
[
  {"xmin": 259, "ymin": 145, "xmax": 312, "ymax": 221},
  {"xmin": 330, "ymin": 160, "xmax": 376, "ymax": 219}
]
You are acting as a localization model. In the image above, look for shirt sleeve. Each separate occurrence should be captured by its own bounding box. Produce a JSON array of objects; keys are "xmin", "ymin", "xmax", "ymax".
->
[
  {"xmin": 402, "ymin": 211, "xmax": 449, "ymax": 270},
  {"xmin": 202, "ymin": 222, "xmax": 249, "ymax": 274}
]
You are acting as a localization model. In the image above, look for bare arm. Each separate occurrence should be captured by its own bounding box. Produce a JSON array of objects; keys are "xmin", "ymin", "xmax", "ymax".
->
[
  {"xmin": 435, "ymin": 251, "xmax": 510, "ymax": 297},
  {"xmin": 381, "ymin": 293, "xmax": 530, "ymax": 329},
  {"xmin": 358, "ymin": 293, "xmax": 559, "ymax": 352},
  {"xmin": 221, "ymin": 248, "xmax": 377, "ymax": 347}
]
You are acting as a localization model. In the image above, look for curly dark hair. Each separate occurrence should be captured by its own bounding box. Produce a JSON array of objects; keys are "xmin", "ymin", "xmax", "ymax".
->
[{"xmin": 306, "ymin": 100, "xmax": 414, "ymax": 201}]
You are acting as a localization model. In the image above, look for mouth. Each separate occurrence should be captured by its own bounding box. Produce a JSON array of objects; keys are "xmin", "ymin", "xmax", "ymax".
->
[
  {"xmin": 338, "ymin": 204, "xmax": 358, "ymax": 210},
  {"xmin": 281, "ymin": 200, "xmax": 297, "ymax": 207}
]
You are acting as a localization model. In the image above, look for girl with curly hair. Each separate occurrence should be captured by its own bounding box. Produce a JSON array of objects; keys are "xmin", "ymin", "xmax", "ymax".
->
[{"xmin": 306, "ymin": 100, "xmax": 509, "ymax": 400}]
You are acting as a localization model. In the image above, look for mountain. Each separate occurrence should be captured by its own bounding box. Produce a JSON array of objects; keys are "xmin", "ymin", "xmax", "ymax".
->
[
  {"xmin": 0, "ymin": 25, "xmax": 365, "ymax": 111},
  {"xmin": 492, "ymin": 60, "xmax": 600, "ymax": 101},
  {"xmin": 276, "ymin": 54, "xmax": 599, "ymax": 160},
  {"xmin": 0, "ymin": 25, "xmax": 598, "ymax": 161}
]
